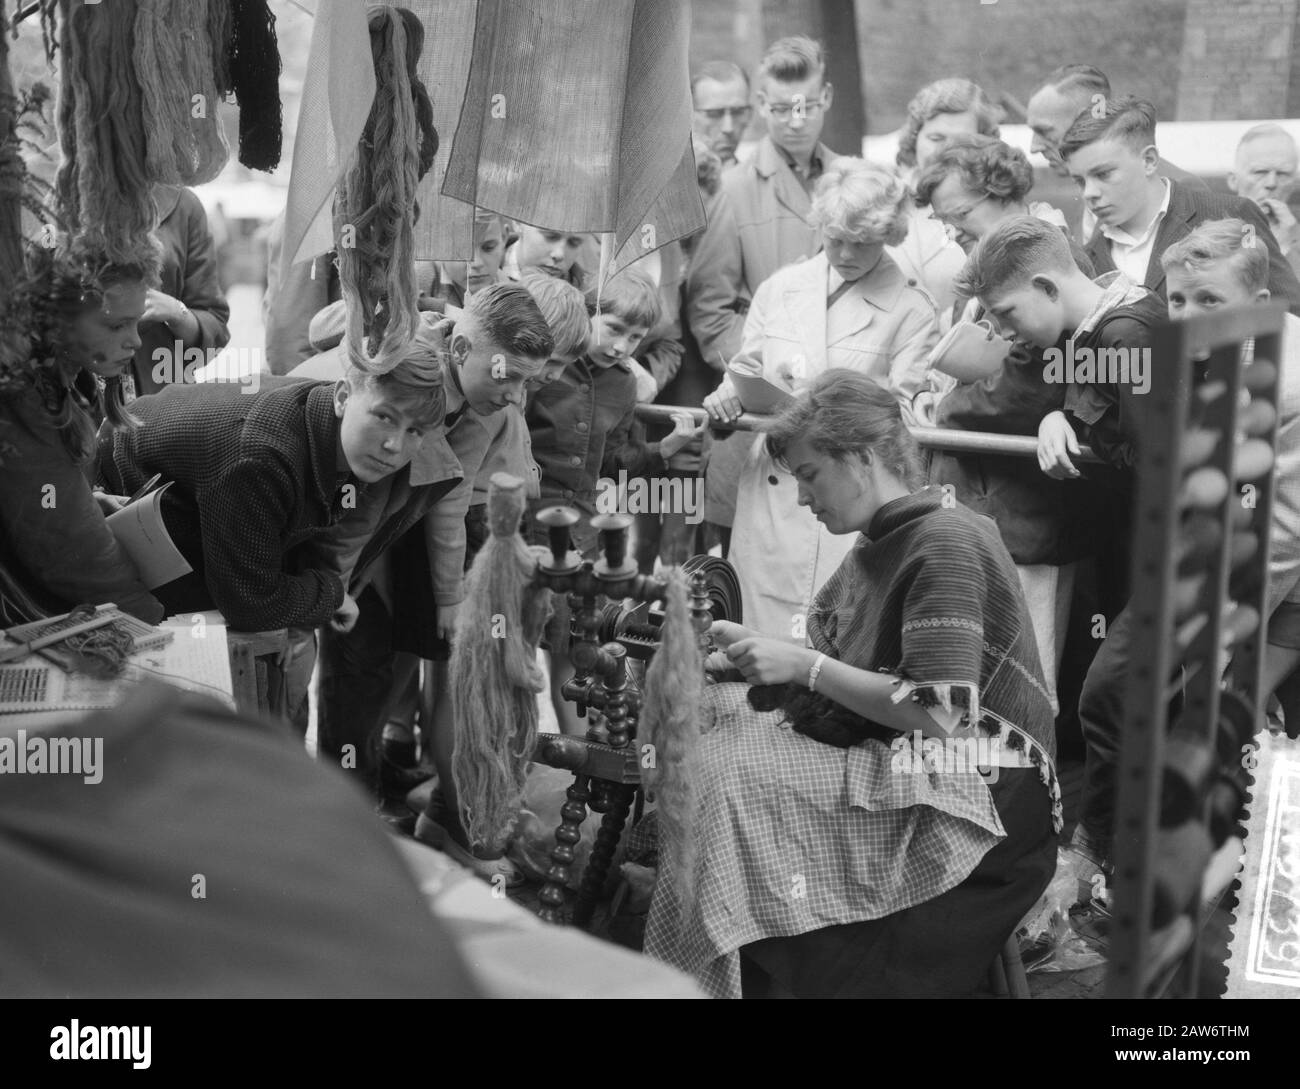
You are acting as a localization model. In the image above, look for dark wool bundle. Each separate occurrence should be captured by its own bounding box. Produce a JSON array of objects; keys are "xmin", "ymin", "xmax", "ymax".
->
[
  {"xmin": 638, "ymin": 569, "xmax": 704, "ymax": 902},
  {"xmin": 334, "ymin": 6, "xmax": 424, "ymax": 374},
  {"xmin": 209, "ymin": 0, "xmax": 233, "ymax": 98},
  {"xmin": 227, "ymin": 0, "xmax": 281, "ymax": 170},
  {"xmin": 134, "ymin": 0, "xmax": 229, "ymax": 186},
  {"xmin": 56, "ymin": 0, "xmax": 158, "ymax": 264},
  {"xmin": 747, "ymin": 682, "xmax": 897, "ymax": 749},
  {"xmin": 450, "ymin": 474, "xmax": 553, "ymax": 853},
  {"xmin": 393, "ymin": 7, "xmax": 438, "ymax": 181}
]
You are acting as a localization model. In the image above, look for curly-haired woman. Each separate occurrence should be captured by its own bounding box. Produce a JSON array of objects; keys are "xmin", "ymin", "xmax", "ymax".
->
[
  {"xmin": 892, "ymin": 78, "xmax": 1003, "ymax": 321},
  {"xmin": 0, "ymin": 243, "xmax": 163, "ymax": 623}
]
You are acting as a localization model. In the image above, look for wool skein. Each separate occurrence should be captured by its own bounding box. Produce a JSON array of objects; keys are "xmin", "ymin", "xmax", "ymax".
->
[
  {"xmin": 134, "ymin": 0, "xmax": 229, "ymax": 186},
  {"xmin": 227, "ymin": 0, "xmax": 281, "ymax": 170},
  {"xmin": 450, "ymin": 473, "xmax": 553, "ymax": 853},
  {"xmin": 333, "ymin": 6, "xmax": 424, "ymax": 376},
  {"xmin": 57, "ymin": 0, "xmax": 158, "ymax": 265},
  {"xmin": 638, "ymin": 568, "xmax": 703, "ymax": 903}
]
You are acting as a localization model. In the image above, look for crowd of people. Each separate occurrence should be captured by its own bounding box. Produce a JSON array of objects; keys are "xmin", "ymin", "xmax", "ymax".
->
[{"xmin": 5, "ymin": 31, "xmax": 1300, "ymax": 999}]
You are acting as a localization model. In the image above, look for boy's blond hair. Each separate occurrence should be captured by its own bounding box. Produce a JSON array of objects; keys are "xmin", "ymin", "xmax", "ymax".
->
[
  {"xmin": 1160, "ymin": 217, "xmax": 1269, "ymax": 295},
  {"xmin": 520, "ymin": 270, "xmax": 589, "ymax": 359}
]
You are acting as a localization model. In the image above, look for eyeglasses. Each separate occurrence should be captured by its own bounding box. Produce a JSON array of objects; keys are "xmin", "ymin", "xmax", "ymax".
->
[
  {"xmin": 929, "ymin": 196, "xmax": 992, "ymax": 228},
  {"xmin": 694, "ymin": 106, "xmax": 752, "ymax": 123},
  {"xmin": 761, "ymin": 92, "xmax": 828, "ymax": 121}
]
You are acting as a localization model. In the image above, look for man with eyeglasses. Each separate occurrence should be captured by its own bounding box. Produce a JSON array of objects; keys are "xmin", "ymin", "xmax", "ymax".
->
[
  {"xmin": 692, "ymin": 61, "xmax": 752, "ymax": 168},
  {"xmin": 686, "ymin": 35, "xmax": 839, "ymax": 556}
]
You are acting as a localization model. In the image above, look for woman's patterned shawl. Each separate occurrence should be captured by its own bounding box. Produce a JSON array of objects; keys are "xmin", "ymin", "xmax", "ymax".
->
[{"xmin": 753, "ymin": 487, "xmax": 1062, "ymax": 830}]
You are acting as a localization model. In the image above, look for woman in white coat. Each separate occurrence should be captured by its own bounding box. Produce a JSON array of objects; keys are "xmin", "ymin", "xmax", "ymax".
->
[{"xmin": 704, "ymin": 159, "xmax": 940, "ymax": 640}]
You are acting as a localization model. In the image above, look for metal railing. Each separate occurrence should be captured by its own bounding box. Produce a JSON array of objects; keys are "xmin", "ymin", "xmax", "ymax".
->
[{"xmin": 633, "ymin": 403, "xmax": 1103, "ymax": 464}]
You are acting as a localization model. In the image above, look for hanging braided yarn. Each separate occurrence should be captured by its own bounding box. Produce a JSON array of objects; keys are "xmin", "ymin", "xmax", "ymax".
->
[
  {"xmin": 638, "ymin": 569, "xmax": 703, "ymax": 902},
  {"xmin": 450, "ymin": 473, "xmax": 554, "ymax": 853},
  {"xmin": 56, "ymin": 0, "xmax": 158, "ymax": 265},
  {"xmin": 209, "ymin": 0, "xmax": 233, "ymax": 99},
  {"xmin": 53, "ymin": 0, "xmax": 78, "ymax": 230},
  {"xmin": 227, "ymin": 0, "xmax": 281, "ymax": 170},
  {"xmin": 333, "ymin": 6, "xmax": 424, "ymax": 375},
  {"xmin": 134, "ymin": 0, "xmax": 229, "ymax": 186}
]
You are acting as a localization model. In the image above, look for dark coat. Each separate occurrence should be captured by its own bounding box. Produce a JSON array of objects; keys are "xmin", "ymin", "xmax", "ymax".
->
[
  {"xmin": 1084, "ymin": 180, "xmax": 1300, "ymax": 315},
  {"xmin": 0, "ymin": 374, "xmax": 163, "ymax": 624},
  {"xmin": 928, "ymin": 339, "xmax": 1106, "ymax": 566},
  {"xmin": 131, "ymin": 186, "xmax": 230, "ymax": 396},
  {"xmin": 97, "ymin": 379, "xmax": 445, "ymax": 632}
]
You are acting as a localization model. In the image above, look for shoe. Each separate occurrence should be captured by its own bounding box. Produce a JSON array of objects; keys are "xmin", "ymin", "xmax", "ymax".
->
[{"xmin": 413, "ymin": 812, "xmax": 525, "ymax": 888}]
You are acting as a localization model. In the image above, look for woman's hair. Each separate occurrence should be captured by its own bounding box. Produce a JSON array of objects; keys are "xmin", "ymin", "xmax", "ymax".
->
[
  {"xmin": 896, "ymin": 78, "xmax": 1001, "ymax": 169},
  {"xmin": 810, "ymin": 158, "xmax": 910, "ymax": 246},
  {"xmin": 913, "ymin": 134, "xmax": 1034, "ymax": 208},
  {"xmin": 1, "ymin": 240, "xmax": 159, "ymax": 461},
  {"xmin": 765, "ymin": 369, "xmax": 924, "ymax": 489}
]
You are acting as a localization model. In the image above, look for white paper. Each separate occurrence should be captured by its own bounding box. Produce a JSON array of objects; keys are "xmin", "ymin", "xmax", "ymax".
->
[{"xmin": 106, "ymin": 482, "xmax": 194, "ymax": 589}]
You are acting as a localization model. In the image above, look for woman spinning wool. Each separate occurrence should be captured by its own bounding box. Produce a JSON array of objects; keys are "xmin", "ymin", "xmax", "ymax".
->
[
  {"xmin": 644, "ymin": 372, "xmax": 1060, "ymax": 999},
  {"xmin": 705, "ymin": 158, "xmax": 939, "ymax": 640}
]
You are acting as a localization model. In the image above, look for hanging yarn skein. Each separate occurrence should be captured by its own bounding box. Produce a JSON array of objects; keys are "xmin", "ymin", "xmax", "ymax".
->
[
  {"xmin": 55, "ymin": 0, "xmax": 158, "ymax": 266},
  {"xmin": 638, "ymin": 568, "xmax": 704, "ymax": 903},
  {"xmin": 450, "ymin": 473, "xmax": 553, "ymax": 854},
  {"xmin": 134, "ymin": 0, "xmax": 229, "ymax": 187},
  {"xmin": 209, "ymin": 0, "xmax": 234, "ymax": 99},
  {"xmin": 333, "ymin": 6, "xmax": 427, "ymax": 376},
  {"xmin": 226, "ymin": 0, "xmax": 281, "ymax": 171}
]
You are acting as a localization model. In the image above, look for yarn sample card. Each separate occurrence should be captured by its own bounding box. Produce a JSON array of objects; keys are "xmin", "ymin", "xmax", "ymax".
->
[
  {"xmin": 1225, "ymin": 729, "xmax": 1300, "ymax": 997},
  {"xmin": 105, "ymin": 483, "xmax": 193, "ymax": 590}
]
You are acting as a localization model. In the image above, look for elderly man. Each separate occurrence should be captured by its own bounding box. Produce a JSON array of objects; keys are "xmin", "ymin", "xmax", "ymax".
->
[
  {"xmin": 691, "ymin": 60, "xmax": 752, "ymax": 168},
  {"xmin": 1227, "ymin": 123, "xmax": 1300, "ymax": 274}
]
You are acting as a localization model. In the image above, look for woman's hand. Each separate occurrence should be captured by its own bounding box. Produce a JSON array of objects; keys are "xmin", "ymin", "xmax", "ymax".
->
[
  {"xmin": 703, "ymin": 376, "xmax": 742, "ymax": 423},
  {"xmin": 141, "ymin": 289, "xmax": 200, "ymax": 341},
  {"xmin": 1037, "ymin": 410, "xmax": 1082, "ymax": 479},
  {"xmin": 723, "ymin": 635, "xmax": 816, "ymax": 687},
  {"xmin": 709, "ymin": 619, "xmax": 759, "ymax": 648},
  {"xmin": 92, "ymin": 491, "xmax": 128, "ymax": 516},
  {"xmin": 660, "ymin": 411, "xmax": 709, "ymax": 466}
]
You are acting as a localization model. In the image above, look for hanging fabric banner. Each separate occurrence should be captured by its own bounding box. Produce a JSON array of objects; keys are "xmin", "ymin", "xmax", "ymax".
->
[
  {"xmin": 407, "ymin": 0, "xmax": 478, "ymax": 264},
  {"xmin": 441, "ymin": 0, "xmax": 703, "ymax": 281},
  {"xmin": 280, "ymin": 0, "xmax": 375, "ymax": 267}
]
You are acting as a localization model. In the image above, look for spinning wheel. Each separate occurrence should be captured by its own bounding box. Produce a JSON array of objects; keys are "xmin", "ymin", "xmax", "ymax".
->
[{"xmin": 530, "ymin": 537, "xmax": 742, "ymax": 927}]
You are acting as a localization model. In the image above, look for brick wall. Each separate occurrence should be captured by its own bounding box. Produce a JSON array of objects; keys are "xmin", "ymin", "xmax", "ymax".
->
[
  {"xmin": 690, "ymin": 0, "xmax": 1296, "ymax": 134},
  {"xmin": 1177, "ymin": 0, "xmax": 1298, "ymax": 120}
]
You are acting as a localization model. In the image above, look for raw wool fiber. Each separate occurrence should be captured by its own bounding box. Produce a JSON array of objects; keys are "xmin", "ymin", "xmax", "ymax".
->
[
  {"xmin": 638, "ymin": 568, "xmax": 703, "ymax": 903},
  {"xmin": 227, "ymin": 0, "xmax": 281, "ymax": 170},
  {"xmin": 209, "ymin": 0, "xmax": 233, "ymax": 99},
  {"xmin": 134, "ymin": 0, "xmax": 229, "ymax": 186},
  {"xmin": 333, "ymin": 6, "xmax": 424, "ymax": 376},
  {"xmin": 450, "ymin": 473, "xmax": 553, "ymax": 853},
  {"xmin": 55, "ymin": 0, "xmax": 158, "ymax": 265}
]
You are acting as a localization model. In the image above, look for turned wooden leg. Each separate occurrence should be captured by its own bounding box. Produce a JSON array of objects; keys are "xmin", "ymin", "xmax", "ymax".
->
[
  {"xmin": 538, "ymin": 773, "xmax": 591, "ymax": 924},
  {"xmin": 572, "ymin": 782, "xmax": 635, "ymax": 929}
]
